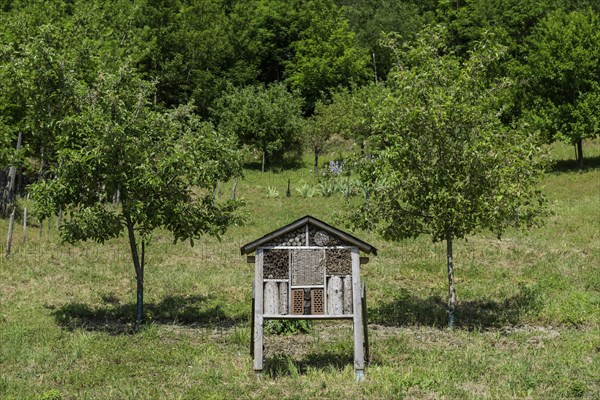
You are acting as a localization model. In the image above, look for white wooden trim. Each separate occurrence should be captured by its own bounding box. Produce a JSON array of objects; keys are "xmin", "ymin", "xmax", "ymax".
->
[{"xmin": 290, "ymin": 284, "xmax": 325, "ymax": 289}]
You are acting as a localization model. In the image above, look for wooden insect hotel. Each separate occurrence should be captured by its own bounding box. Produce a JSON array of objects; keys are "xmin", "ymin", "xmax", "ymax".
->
[{"xmin": 241, "ymin": 215, "xmax": 377, "ymax": 380}]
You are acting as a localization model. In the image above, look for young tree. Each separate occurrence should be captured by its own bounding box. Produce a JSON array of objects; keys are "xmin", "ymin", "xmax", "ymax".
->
[
  {"xmin": 31, "ymin": 66, "xmax": 242, "ymax": 325},
  {"xmin": 285, "ymin": 0, "xmax": 370, "ymax": 111},
  {"xmin": 305, "ymin": 83, "xmax": 389, "ymax": 174},
  {"xmin": 524, "ymin": 9, "xmax": 600, "ymax": 168},
  {"xmin": 214, "ymin": 83, "xmax": 304, "ymax": 172},
  {"xmin": 351, "ymin": 27, "xmax": 548, "ymax": 328},
  {"xmin": 306, "ymin": 100, "xmax": 339, "ymax": 176}
]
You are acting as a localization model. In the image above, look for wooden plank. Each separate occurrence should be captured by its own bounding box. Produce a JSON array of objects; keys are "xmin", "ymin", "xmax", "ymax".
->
[
  {"xmin": 351, "ymin": 247, "xmax": 365, "ymax": 377},
  {"xmin": 362, "ymin": 282, "xmax": 369, "ymax": 366},
  {"xmin": 253, "ymin": 249, "xmax": 264, "ymax": 371},
  {"xmin": 263, "ymin": 314, "xmax": 354, "ymax": 320},
  {"xmin": 250, "ymin": 281, "xmax": 255, "ymax": 357}
]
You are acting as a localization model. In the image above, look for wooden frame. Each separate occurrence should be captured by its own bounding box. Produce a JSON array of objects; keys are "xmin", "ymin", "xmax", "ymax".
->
[{"xmin": 242, "ymin": 216, "xmax": 376, "ymax": 381}]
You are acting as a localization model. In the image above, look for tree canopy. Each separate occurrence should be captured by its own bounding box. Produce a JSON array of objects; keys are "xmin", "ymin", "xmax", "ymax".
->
[
  {"xmin": 523, "ymin": 8, "xmax": 600, "ymax": 167},
  {"xmin": 31, "ymin": 65, "xmax": 243, "ymax": 323},
  {"xmin": 351, "ymin": 27, "xmax": 548, "ymax": 326}
]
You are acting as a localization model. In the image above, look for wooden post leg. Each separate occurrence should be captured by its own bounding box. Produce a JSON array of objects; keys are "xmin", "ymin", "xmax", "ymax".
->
[
  {"xmin": 250, "ymin": 282, "xmax": 255, "ymax": 357},
  {"xmin": 253, "ymin": 315, "xmax": 263, "ymax": 373},
  {"xmin": 362, "ymin": 282, "xmax": 369, "ymax": 366},
  {"xmin": 351, "ymin": 249, "xmax": 365, "ymax": 381},
  {"xmin": 253, "ymin": 250, "xmax": 264, "ymax": 374}
]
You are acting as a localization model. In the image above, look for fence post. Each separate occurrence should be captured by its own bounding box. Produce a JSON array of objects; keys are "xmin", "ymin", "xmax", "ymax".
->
[{"xmin": 5, "ymin": 207, "xmax": 15, "ymax": 257}]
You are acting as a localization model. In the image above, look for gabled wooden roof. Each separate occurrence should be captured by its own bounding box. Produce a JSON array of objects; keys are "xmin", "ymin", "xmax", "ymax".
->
[{"xmin": 240, "ymin": 215, "xmax": 377, "ymax": 255}]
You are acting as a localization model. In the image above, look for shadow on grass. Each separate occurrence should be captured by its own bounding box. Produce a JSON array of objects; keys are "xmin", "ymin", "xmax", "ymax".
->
[
  {"xmin": 370, "ymin": 285, "xmax": 541, "ymax": 330},
  {"xmin": 550, "ymin": 156, "xmax": 600, "ymax": 174},
  {"xmin": 51, "ymin": 295, "xmax": 247, "ymax": 335},
  {"xmin": 264, "ymin": 351, "xmax": 353, "ymax": 378}
]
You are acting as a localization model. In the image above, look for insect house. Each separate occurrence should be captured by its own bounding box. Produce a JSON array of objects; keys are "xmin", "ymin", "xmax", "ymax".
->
[{"xmin": 240, "ymin": 215, "xmax": 377, "ymax": 380}]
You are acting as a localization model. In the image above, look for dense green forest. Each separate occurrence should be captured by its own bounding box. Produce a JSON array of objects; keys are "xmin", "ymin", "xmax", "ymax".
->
[{"xmin": 1, "ymin": 0, "xmax": 598, "ymax": 184}]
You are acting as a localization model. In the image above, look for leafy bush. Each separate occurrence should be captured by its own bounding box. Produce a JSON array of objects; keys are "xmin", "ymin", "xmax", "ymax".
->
[{"xmin": 264, "ymin": 320, "xmax": 311, "ymax": 335}]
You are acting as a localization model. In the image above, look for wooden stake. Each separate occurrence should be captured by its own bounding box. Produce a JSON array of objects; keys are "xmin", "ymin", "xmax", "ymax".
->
[
  {"xmin": 5, "ymin": 208, "xmax": 15, "ymax": 257},
  {"xmin": 22, "ymin": 207, "xmax": 27, "ymax": 243}
]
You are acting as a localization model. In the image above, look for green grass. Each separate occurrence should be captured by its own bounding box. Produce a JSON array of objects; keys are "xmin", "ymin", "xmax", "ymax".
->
[{"xmin": 0, "ymin": 141, "xmax": 599, "ymax": 399}]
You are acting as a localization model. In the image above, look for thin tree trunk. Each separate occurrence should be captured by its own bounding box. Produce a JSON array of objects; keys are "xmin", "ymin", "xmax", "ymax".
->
[
  {"xmin": 125, "ymin": 211, "xmax": 144, "ymax": 326},
  {"xmin": 5, "ymin": 207, "xmax": 15, "ymax": 257},
  {"xmin": 345, "ymin": 175, "xmax": 350, "ymax": 203},
  {"xmin": 313, "ymin": 147, "xmax": 319, "ymax": 177},
  {"xmin": 262, "ymin": 150, "xmax": 266, "ymax": 173},
  {"xmin": 39, "ymin": 146, "xmax": 45, "ymax": 178},
  {"xmin": 232, "ymin": 178, "xmax": 238, "ymax": 200},
  {"xmin": 576, "ymin": 139, "xmax": 584, "ymax": 169},
  {"xmin": 22, "ymin": 207, "xmax": 27, "ymax": 243},
  {"xmin": 446, "ymin": 236, "xmax": 457, "ymax": 329},
  {"xmin": 372, "ymin": 49, "xmax": 378, "ymax": 83},
  {"xmin": 286, "ymin": 178, "xmax": 291, "ymax": 197}
]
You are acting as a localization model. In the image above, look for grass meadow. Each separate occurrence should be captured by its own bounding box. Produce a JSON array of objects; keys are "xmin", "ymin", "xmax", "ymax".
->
[{"xmin": 0, "ymin": 140, "xmax": 599, "ymax": 399}]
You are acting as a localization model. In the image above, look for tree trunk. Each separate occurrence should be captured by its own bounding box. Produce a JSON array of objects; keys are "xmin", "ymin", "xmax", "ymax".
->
[
  {"xmin": 446, "ymin": 236, "xmax": 457, "ymax": 329},
  {"xmin": 371, "ymin": 49, "xmax": 378, "ymax": 83},
  {"xmin": 57, "ymin": 209, "xmax": 63, "ymax": 230},
  {"xmin": 125, "ymin": 212, "xmax": 144, "ymax": 325},
  {"xmin": 262, "ymin": 150, "xmax": 266, "ymax": 173},
  {"xmin": 576, "ymin": 139, "xmax": 584, "ymax": 169},
  {"xmin": 232, "ymin": 177, "xmax": 238, "ymax": 200},
  {"xmin": 313, "ymin": 147, "xmax": 319, "ymax": 176}
]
